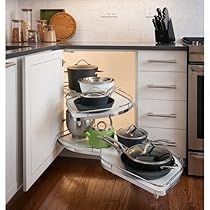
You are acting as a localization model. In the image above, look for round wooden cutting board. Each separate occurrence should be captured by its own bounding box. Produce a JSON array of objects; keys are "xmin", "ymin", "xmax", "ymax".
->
[{"xmin": 49, "ymin": 12, "xmax": 76, "ymax": 40}]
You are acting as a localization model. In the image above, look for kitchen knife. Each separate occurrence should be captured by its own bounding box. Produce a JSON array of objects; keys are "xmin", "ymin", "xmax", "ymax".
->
[
  {"xmin": 154, "ymin": 15, "xmax": 162, "ymax": 31},
  {"xmin": 152, "ymin": 19, "xmax": 158, "ymax": 31},
  {"xmin": 156, "ymin": 8, "xmax": 162, "ymax": 19},
  {"xmin": 162, "ymin": 7, "xmax": 170, "ymax": 29}
]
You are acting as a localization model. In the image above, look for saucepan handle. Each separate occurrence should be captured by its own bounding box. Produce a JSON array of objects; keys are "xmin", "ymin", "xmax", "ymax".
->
[
  {"xmin": 160, "ymin": 163, "xmax": 178, "ymax": 170},
  {"xmin": 97, "ymin": 136, "xmax": 126, "ymax": 153}
]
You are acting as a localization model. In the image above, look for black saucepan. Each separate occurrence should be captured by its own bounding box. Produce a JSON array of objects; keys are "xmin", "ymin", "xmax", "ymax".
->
[
  {"xmin": 101, "ymin": 136, "xmax": 178, "ymax": 180},
  {"xmin": 116, "ymin": 125, "xmax": 148, "ymax": 147}
]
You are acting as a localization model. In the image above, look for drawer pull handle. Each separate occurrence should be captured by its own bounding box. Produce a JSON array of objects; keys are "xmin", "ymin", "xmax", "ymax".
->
[
  {"xmin": 147, "ymin": 84, "xmax": 176, "ymax": 89},
  {"xmin": 147, "ymin": 59, "xmax": 177, "ymax": 64},
  {"xmin": 147, "ymin": 112, "xmax": 176, "ymax": 118},
  {"xmin": 6, "ymin": 62, "xmax": 16, "ymax": 68},
  {"xmin": 190, "ymin": 154, "xmax": 204, "ymax": 160}
]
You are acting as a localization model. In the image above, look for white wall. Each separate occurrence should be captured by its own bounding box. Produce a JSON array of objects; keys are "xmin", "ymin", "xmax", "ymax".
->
[
  {"xmin": 63, "ymin": 51, "xmax": 136, "ymax": 129},
  {"xmin": 11, "ymin": 0, "xmax": 203, "ymax": 43},
  {"xmin": 6, "ymin": 0, "xmax": 19, "ymax": 42}
]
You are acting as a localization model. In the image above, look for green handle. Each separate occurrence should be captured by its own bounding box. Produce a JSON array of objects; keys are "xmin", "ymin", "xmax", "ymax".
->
[{"xmin": 84, "ymin": 131, "xmax": 91, "ymax": 139}]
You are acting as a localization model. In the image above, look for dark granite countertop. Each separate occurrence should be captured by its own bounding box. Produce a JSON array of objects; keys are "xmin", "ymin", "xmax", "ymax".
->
[{"xmin": 6, "ymin": 41, "xmax": 188, "ymax": 59}]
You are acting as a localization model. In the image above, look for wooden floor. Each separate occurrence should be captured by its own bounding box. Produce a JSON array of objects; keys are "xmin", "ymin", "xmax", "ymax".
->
[{"xmin": 7, "ymin": 157, "xmax": 204, "ymax": 210}]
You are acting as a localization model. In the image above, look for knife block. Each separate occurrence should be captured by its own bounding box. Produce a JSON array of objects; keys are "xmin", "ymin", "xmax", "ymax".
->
[{"xmin": 155, "ymin": 19, "xmax": 175, "ymax": 44}]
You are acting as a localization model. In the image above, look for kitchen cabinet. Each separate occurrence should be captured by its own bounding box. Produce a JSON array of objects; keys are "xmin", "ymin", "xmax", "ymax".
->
[
  {"xmin": 22, "ymin": 50, "xmax": 64, "ymax": 191},
  {"xmin": 136, "ymin": 50, "xmax": 187, "ymax": 158},
  {"xmin": 6, "ymin": 58, "xmax": 22, "ymax": 202}
]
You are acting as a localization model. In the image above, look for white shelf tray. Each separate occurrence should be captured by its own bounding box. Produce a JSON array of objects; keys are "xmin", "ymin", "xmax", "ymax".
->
[
  {"xmin": 57, "ymin": 131, "xmax": 184, "ymax": 197},
  {"xmin": 65, "ymin": 89, "xmax": 133, "ymax": 120},
  {"xmin": 100, "ymin": 148, "xmax": 184, "ymax": 197}
]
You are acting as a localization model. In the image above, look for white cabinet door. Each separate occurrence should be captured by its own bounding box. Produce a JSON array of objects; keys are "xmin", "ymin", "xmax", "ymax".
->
[
  {"xmin": 6, "ymin": 59, "xmax": 19, "ymax": 202},
  {"xmin": 22, "ymin": 50, "xmax": 64, "ymax": 191}
]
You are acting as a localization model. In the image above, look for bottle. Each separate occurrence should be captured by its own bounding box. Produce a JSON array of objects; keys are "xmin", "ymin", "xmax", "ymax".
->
[
  {"xmin": 37, "ymin": 20, "xmax": 47, "ymax": 42},
  {"xmin": 21, "ymin": 9, "xmax": 32, "ymax": 42},
  {"xmin": 28, "ymin": 30, "xmax": 40, "ymax": 43},
  {"xmin": 11, "ymin": 19, "xmax": 23, "ymax": 43}
]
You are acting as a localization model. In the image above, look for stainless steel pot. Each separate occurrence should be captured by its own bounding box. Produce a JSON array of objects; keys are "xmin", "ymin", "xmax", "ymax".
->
[
  {"xmin": 78, "ymin": 76, "xmax": 114, "ymax": 93},
  {"xmin": 66, "ymin": 110, "xmax": 94, "ymax": 138}
]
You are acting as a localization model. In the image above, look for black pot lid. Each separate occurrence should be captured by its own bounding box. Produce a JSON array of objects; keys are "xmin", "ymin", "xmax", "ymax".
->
[
  {"xmin": 67, "ymin": 59, "xmax": 98, "ymax": 71},
  {"xmin": 117, "ymin": 126, "xmax": 148, "ymax": 140},
  {"xmin": 126, "ymin": 144, "xmax": 172, "ymax": 165}
]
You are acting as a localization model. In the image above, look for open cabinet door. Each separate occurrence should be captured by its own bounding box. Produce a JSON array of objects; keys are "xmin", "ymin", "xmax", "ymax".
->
[{"xmin": 22, "ymin": 50, "xmax": 64, "ymax": 191}]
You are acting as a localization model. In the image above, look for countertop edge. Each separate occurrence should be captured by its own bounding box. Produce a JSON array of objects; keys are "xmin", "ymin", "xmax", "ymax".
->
[{"xmin": 6, "ymin": 43, "xmax": 188, "ymax": 59}]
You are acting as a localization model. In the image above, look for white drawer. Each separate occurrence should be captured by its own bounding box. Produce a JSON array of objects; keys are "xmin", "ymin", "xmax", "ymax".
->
[
  {"xmin": 137, "ymin": 100, "xmax": 186, "ymax": 129},
  {"xmin": 138, "ymin": 71, "xmax": 187, "ymax": 100},
  {"xmin": 140, "ymin": 127, "xmax": 186, "ymax": 158},
  {"xmin": 138, "ymin": 50, "xmax": 187, "ymax": 72}
]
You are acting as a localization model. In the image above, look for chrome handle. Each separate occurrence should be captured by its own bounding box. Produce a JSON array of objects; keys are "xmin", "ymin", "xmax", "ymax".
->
[
  {"xmin": 147, "ymin": 112, "xmax": 176, "ymax": 118},
  {"xmin": 6, "ymin": 62, "xmax": 16, "ymax": 68},
  {"xmin": 75, "ymin": 59, "xmax": 90, "ymax": 65},
  {"xmin": 160, "ymin": 163, "xmax": 178, "ymax": 170},
  {"xmin": 147, "ymin": 59, "xmax": 177, "ymax": 64},
  {"xmin": 190, "ymin": 154, "xmax": 204, "ymax": 160},
  {"xmin": 62, "ymin": 59, "xmax": 65, "ymax": 67},
  {"xmin": 147, "ymin": 84, "xmax": 176, "ymax": 89},
  {"xmin": 191, "ymin": 67, "xmax": 204, "ymax": 73}
]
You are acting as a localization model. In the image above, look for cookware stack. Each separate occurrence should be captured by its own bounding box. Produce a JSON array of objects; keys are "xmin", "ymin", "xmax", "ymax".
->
[{"xmin": 152, "ymin": 7, "xmax": 175, "ymax": 44}]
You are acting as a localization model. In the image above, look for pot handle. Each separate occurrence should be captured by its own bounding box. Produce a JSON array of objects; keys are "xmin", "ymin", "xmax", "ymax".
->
[
  {"xmin": 126, "ymin": 125, "xmax": 137, "ymax": 136},
  {"xmin": 84, "ymin": 131, "xmax": 91, "ymax": 139},
  {"xmin": 98, "ymin": 136, "xmax": 126, "ymax": 153},
  {"xmin": 75, "ymin": 59, "xmax": 90, "ymax": 65},
  {"xmin": 160, "ymin": 163, "xmax": 178, "ymax": 170}
]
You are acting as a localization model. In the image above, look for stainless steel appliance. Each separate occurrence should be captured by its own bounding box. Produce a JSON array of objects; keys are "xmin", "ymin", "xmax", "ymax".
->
[{"xmin": 183, "ymin": 37, "xmax": 204, "ymax": 176}]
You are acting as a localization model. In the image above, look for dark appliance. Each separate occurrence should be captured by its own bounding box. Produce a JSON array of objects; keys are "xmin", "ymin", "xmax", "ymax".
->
[{"xmin": 183, "ymin": 37, "xmax": 204, "ymax": 176}]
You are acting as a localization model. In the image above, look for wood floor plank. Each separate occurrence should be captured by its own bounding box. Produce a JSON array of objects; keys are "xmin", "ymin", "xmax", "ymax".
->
[{"xmin": 7, "ymin": 157, "xmax": 204, "ymax": 210}]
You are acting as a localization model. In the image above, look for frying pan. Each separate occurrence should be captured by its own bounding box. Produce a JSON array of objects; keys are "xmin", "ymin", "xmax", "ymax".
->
[{"xmin": 100, "ymin": 136, "xmax": 178, "ymax": 179}]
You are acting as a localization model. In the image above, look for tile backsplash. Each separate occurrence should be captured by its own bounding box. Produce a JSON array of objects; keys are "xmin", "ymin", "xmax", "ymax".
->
[{"xmin": 6, "ymin": 0, "xmax": 204, "ymax": 42}]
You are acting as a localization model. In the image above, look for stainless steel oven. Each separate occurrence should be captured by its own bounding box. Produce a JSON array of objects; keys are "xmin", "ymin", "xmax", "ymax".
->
[
  {"xmin": 188, "ymin": 64, "xmax": 204, "ymax": 176},
  {"xmin": 183, "ymin": 37, "xmax": 204, "ymax": 176}
]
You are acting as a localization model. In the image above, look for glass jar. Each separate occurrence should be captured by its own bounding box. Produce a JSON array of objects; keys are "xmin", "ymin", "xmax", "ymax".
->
[
  {"xmin": 28, "ymin": 30, "xmax": 40, "ymax": 43},
  {"xmin": 11, "ymin": 19, "xmax": 23, "ymax": 43},
  {"xmin": 21, "ymin": 9, "xmax": 32, "ymax": 42},
  {"xmin": 37, "ymin": 20, "xmax": 47, "ymax": 42}
]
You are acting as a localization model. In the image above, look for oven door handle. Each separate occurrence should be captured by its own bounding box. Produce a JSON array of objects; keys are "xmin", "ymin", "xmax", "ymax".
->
[
  {"xmin": 191, "ymin": 66, "xmax": 204, "ymax": 73},
  {"xmin": 190, "ymin": 153, "xmax": 204, "ymax": 160}
]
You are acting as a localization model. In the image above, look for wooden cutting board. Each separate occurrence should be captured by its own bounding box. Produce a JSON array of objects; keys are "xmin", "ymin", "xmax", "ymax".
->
[{"xmin": 49, "ymin": 12, "xmax": 76, "ymax": 40}]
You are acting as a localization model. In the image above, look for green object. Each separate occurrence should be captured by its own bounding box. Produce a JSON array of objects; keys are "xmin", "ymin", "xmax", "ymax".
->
[
  {"xmin": 85, "ymin": 127, "xmax": 114, "ymax": 149},
  {"xmin": 40, "ymin": 9, "xmax": 65, "ymax": 24}
]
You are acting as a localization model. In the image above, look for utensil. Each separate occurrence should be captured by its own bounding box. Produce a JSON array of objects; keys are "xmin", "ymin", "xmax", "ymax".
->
[
  {"xmin": 100, "ymin": 136, "xmax": 178, "ymax": 179},
  {"xmin": 85, "ymin": 118, "xmax": 114, "ymax": 148},
  {"xmin": 116, "ymin": 125, "xmax": 148, "ymax": 147},
  {"xmin": 162, "ymin": 7, "xmax": 170, "ymax": 30},
  {"xmin": 74, "ymin": 97, "xmax": 115, "ymax": 113},
  {"xmin": 49, "ymin": 11, "xmax": 76, "ymax": 40},
  {"xmin": 66, "ymin": 110, "xmax": 94, "ymax": 138},
  {"xmin": 156, "ymin": 8, "xmax": 162, "ymax": 19},
  {"xmin": 43, "ymin": 25, "xmax": 56, "ymax": 42},
  {"xmin": 67, "ymin": 59, "xmax": 102, "ymax": 92},
  {"xmin": 80, "ymin": 86, "xmax": 116, "ymax": 106},
  {"xmin": 78, "ymin": 76, "xmax": 115, "ymax": 93}
]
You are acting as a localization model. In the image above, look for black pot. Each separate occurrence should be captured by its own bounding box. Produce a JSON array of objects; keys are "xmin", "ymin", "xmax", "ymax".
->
[
  {"xmin": 67, "ymin": 59, "xmax": 102, "ymax": 92},
  {"xmin": 101, "ymin": 136, "xmax": 178, "ymax": 179},
  {"xmin": 80, "ymin": 92, "xmax": 109, "ymax": 106},
  {"xmin": 116, "ymin": 125, "xmax": 148, "ymax": 147}
]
